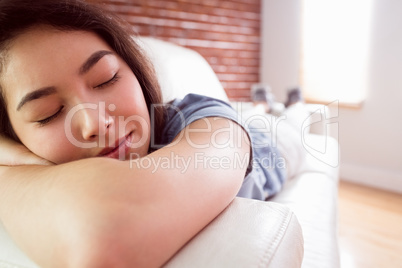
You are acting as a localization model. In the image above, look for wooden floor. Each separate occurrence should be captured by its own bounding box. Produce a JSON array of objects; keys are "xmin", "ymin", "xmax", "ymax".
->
[{"xmin": 338, "ymin": 180, "xmax": 402, "ymax": 268}]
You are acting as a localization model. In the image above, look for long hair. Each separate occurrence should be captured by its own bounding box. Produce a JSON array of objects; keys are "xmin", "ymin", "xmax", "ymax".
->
[{"xmin": 0, "ymin": 0, "xmax": 165, "ymax": 146}]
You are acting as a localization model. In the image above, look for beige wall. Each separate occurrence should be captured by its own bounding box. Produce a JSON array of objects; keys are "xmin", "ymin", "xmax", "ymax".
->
[{"xmin": 260, "ymin": 0, "xmax": 402, "ymax": 193}]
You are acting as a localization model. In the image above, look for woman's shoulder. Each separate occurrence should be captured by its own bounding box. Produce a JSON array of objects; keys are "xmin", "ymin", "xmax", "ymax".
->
[
  {"xmin": 152, "ymin": 94, "xmax": 240, "ymax": 149},
  {"xmin": 167, "ymin": 93, "xmax": 232, "ymax": 111}
]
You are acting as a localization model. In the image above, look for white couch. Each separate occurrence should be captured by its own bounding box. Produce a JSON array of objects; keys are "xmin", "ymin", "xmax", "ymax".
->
[{"xmin": 0, "ymin": 37, "xmax": 340, "ymax": 268}]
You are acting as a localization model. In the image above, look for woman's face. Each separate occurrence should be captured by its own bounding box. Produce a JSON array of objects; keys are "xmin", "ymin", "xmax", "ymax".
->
[{"xmin": 2, "ymin": 26, "xmax": 151, "ymax": 164}]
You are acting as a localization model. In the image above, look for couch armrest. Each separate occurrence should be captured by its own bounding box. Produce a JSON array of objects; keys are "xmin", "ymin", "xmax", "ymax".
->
[
  {"xmin": 0, "ymin": 199, "xmax": 303, "ymax": 268},
  {"xmin": 304, "ymin": 104, "xmax": 331, "ymax": 136},
  {"xmin": 165, "ymin": 197, "xmax": 304, "ymax": 268}
]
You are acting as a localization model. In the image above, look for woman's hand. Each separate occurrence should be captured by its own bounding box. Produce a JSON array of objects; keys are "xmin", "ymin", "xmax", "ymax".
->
[{"xmin": 0, "ymin": 135, "xmax": 53, "ymax": 166}]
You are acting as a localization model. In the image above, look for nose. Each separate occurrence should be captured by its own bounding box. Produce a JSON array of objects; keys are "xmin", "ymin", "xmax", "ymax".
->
[{"xmin": 75, "ymin": 104, "xmax": 113, "ymax": 141}]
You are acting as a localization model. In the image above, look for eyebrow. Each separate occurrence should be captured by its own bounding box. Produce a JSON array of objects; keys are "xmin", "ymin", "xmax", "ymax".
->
[
  {"xmin": 17, "ymin": 86, "xmax": 56, "ymax": 111},
  {"xmin": 79, "ymin": 50, "xmax": 114, "ymax": 75},
  {"xmin": 16, "ymin": 50, "xmax": 114, "ymax": 111}
]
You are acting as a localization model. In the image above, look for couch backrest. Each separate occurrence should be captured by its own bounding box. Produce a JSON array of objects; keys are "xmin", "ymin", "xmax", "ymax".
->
[{"xmin": 137, "ymin": 37, "xmax": 229, "ymax": 103}]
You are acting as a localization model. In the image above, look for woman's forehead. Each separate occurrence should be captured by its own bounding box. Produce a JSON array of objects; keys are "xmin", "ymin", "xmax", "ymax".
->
[
  {"xmin": 2, "ymin": 27, "xmax": 114, "ymax": 107},
  {"xmin": 9, "ymin": 26, "xmax": 109, "ymax": 58}
]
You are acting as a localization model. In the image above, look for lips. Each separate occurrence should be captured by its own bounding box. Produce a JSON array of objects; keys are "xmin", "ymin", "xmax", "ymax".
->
[{"xmin": 98, "ymin": 132, "xmax": 133, "ymax": 159}]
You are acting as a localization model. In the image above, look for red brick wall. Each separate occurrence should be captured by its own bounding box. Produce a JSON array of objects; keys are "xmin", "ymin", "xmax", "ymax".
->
[{"xmin": 88, "ymin": 0, "xmax": 261, "ymax": 101}]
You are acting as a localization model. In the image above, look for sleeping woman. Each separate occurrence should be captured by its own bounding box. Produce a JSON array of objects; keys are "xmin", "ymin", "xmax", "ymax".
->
[{"xmin": 0, "ymin": 0, "xmax": 306, "ymax": 267}]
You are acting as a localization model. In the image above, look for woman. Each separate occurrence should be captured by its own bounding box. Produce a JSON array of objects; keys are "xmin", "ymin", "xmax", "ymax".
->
[
  {"xmin": 0, "ymin": 0, "xmax": 299, "ymax": 267},
  {"xmin": 0, "ymin": 1, "xmax": 250, "ymax": 267}
]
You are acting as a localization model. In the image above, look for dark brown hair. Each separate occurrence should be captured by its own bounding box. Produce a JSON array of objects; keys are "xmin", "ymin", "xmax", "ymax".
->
[{"xmin": 0, "ymin": 0, "xmax": 164, "ymax": 146}]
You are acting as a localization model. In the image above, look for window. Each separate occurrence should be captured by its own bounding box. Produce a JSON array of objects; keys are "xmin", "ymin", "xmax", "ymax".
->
[{"xmin": 301, "ymin": 0, "xmax": 373, "ymax": 107}]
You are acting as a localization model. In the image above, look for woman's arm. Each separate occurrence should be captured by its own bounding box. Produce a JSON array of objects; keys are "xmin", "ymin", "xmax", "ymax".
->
[
  {"xmin": 0, "ymin": 117, "xmax": 250, "ymax": 268},
  {"xmin": 0, "ymin": 134, "xmax": 53, "ymax": 166}
]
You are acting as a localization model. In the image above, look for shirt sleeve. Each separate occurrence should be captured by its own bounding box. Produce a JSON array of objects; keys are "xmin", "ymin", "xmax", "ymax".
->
[{"xmin": 153, "ymin": 93, "xmax": 287, "ymax": 200}]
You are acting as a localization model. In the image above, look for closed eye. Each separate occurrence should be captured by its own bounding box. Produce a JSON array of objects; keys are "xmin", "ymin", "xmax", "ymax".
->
[
  {"xmin": 95, "ymin": 73, "xmax": 120, "ymax": 89},
  {"xmin": 37, "ymin": 106, "xmax": 64, "ymax": 127}
]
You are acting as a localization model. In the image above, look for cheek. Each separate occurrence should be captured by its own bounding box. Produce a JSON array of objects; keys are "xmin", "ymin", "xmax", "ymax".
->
[
  {"xmin": 113, "ymin": 81, "xmax": 151, "ymax": 154},
  {"xmin": 118, "ymin": 99, "xmax": 150, "ymax": 141},
  {"xmin": 115, "ymin": 78, "xmax": 150, "ymax": 125},
  {"xmin": 18, "ymin": 124, "xmax": 79, "ymax": 164}
]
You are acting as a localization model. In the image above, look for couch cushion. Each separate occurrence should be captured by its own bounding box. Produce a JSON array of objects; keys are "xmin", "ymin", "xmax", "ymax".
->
[
  {"xmin": 300, "ymin": 135, "xmax": 340, "ymax": 183},
  {"xmin": 0, "ymin": 198, "xmax": 304, "ymax": 268},
  {"xmin": 0, "ymin": 220, "xmax": 39, "ymax": 268},
  {"xmin": 165, "ymin": 197, "xmax": 304, "ymax": 268},
  {"xmin": 270, "ymin": 135, "xmax": 340, "ymax": 268}
]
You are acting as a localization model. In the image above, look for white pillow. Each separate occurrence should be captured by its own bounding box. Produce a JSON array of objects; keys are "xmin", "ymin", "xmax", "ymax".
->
[
  {"xmin": 136, "ymin": 37, "xmax": 229, "ymax": 103},
  {"xmin": 0, "ymin": 221, "xmax": 39, "ymax": 267}
]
